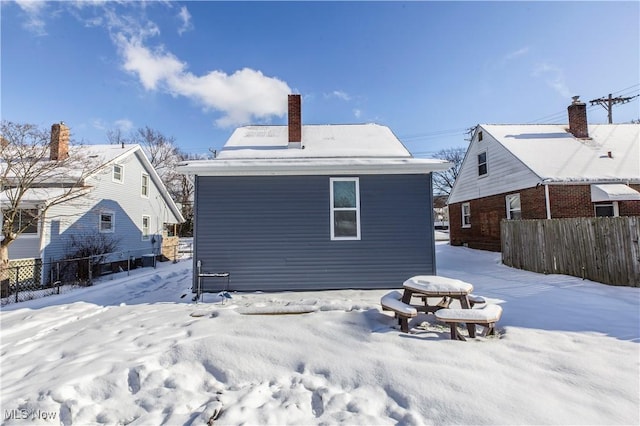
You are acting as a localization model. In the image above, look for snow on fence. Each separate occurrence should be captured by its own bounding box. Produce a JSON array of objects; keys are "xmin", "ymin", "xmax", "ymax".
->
[{"xmin": 501, "ymin": 217, "xmax": 640, "ymax": 287}]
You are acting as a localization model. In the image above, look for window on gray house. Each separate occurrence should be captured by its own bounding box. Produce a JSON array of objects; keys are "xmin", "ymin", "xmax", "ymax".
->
[{"xmin": 330, "ymin": 177, "xmax": 360, "ymax": 240}]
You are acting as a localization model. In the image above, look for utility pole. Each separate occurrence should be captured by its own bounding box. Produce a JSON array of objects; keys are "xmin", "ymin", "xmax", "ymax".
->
[{"xmin": 589, "ymin": 93, "xmax": 638, "ymax": 124}]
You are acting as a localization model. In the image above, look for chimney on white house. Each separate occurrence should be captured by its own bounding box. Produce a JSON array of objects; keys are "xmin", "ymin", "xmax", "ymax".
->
[
  {"xmin": 567, "ymin": 96, "xmax": 589, "ymax": 139},
  {"xmin": 288, "ymin": 94, "xmax": 302, "ymax": 148},
  {"xmin": 50, "ymin": 122, "xmax": 70, "ymax": 161}
]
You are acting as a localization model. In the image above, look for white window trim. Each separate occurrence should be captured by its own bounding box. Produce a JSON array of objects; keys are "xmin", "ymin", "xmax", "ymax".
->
[
  {"xmin": 505, "ymin": 193, "xmax": 522, "ymax": 220},
  {"xmin": 461, "ymin": 202, "xmax": 471, "ymax": 228},
  {"xmin": 330, "ymin": 177, "xmax": 361, "ymax": 241},
  {"xmin": 113, "ymin": 164, "xmax": 124, "ymax": 184},
  {"xmin": 477, "ymin": 151, "xmax": 488, "ymax": 177},
  {"xmin": 141, "ymin": 215, "xmax": 151, "ymax": 241},
  {"xmin": 99, "ymin": 211, "xmax": 115, "ymax": 233},
  {"xmin": 594, "ymin": 202, "xmax": 619, "ymax": 217},
  {"xmin": 141, "ymin": 173, "xmax": 150, "ymax": 198}
]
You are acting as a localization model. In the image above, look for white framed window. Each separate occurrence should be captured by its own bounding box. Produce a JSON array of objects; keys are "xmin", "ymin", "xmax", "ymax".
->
[
  {"xmin": 100, "ymin": 212, "xmax": 115, "ymax": 233},
  {"xmin": 477, "ymin": 151, "xmax": 488, "ymax": 176},
  {"xmin": 3, "ymin": 209, "xmax": 39, "ymax": 235},
  {"xmin": 506, "ymin": 194, "xmax": 522, "ymax": 220},
  {"xmin": 461, "ymin": 202, "xmax": 471, "ymax": 228},
  {"xmin": 594, "ymin": 202, "xmax": 619, "ymax": 217},
  {"xmin": 330, "ymin": 177, "xmax": 361, "ymax": 240},
  {"xmin": 113, "ymin": 164, "xmax": 124, "ymax": 183},
  {"xmin": 141, "ymin": 173, "xmax": 150, "ymax": 197},
  {"xmin": 141, "ymin": 215, "xmax": 151, "ymax": 240}
]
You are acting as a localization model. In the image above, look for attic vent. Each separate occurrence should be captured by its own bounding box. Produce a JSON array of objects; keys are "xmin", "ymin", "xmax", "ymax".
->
[{"xmin": 478, "ymin": 131, "xmax": 483, "ymax": 141}]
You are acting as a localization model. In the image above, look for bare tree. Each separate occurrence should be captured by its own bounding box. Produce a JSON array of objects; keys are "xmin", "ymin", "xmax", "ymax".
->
[
  {"xmin": 432, "ymin": 147, "xmax": 467, "ymax": 195},
  {"xmin": 132, "ymin": 126, "xmax": 179, "ymax": 178},
  {"xmin": 1, "ymin": 121, "xmax": 99, "ymax": 283}
]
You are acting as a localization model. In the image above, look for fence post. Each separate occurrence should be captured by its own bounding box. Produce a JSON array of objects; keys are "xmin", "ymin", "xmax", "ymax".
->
[
  {"xmin": 88, "ymin": 257, "xmax": 92, "ymax": 285},
  {"xmin": 15, "ymin": 265, "xmax": 19, "ymax": 303},
  {"xmin": 173, "ymin": 245, "xmax": 178, "ymax": 264}
]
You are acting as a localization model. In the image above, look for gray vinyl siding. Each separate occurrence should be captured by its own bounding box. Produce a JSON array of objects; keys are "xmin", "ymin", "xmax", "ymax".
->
[{"xmin": 193, "ymin": 174, "xmax": 435, "ymax": 292}]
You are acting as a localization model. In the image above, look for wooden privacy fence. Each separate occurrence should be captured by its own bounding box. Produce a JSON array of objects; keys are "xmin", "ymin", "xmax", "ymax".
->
[{"xmin": 501, "ymin": 217, "xmax": 640, "ymax": 287}]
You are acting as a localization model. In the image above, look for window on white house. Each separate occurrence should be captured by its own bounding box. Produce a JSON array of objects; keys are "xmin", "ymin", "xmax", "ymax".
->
[
  {"xmin": 142, "ymin": 215, "xmax": 151, "ymax": 240},
  {"xmin": 477, "ymin": 152, "xmax": 487, "ymax": 176},
  {"xmin": 3, "ymin": 209, "xmax": 39, "ymax": 234},
  {"xmin": 478, "ymin": 131, "xmax": 483, "ymax": 141},
  {"xmin": 461, "ymin": 203, "xmax": 471, "ymax": 228},
  {"xmin": 141, "ymin": 173, "xmax": 149, "ymax": 197},
  {"xmin": 594, "ymin": 202, "xmax": 618, "ymax": 217},
  {"xmin": 113, "ymin": 164, "xmax": 123, "ymax": 183},
  {"xmin": 100, "ymin": 212, "xmax": 114, "ymax": 233},
  {"xmin": 330, "ymin": 177, "xmax": 360, "ymax": 240},
  {"xmin": 506, "ymin": 194, "xmax": 522, "ymax": 220}
]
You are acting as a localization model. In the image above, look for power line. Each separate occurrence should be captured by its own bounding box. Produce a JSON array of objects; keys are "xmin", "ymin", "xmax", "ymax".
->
[{"xmin": 589, "ymin": 92, "xmax": 639, "ymax": 124}]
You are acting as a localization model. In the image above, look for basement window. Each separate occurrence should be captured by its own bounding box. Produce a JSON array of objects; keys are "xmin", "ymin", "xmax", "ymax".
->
[{"xmin": 330, "ymin": 177, "xmax": 361, "ymax": 240}]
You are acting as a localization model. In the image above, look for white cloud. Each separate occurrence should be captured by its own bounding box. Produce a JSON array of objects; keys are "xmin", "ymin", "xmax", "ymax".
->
[
  {"xmin": 325, "ymin": 90, "xmax": 351, "ymax": 101},
  {"xmin": 504, "ymin": 47, "xmax": 529, "ymax": 62},
  {"xmin": 532, "ymin": 63, "xmax": 572, "ymax": 99},
  {"xmin": 114, "ymin": 118, "xmax": 133, "ymax": 132},
  {"xmin": 15, "ymin": 0, "xmax": 48, "ymax": 36},
  {"xmin": 116, "ymin": 35, "xmax": 291, "ymax": 127},
  {"xmin": 353, "ymin": 109, "xmax": 362, "ymax": 119},
  {"xmin": 177, "ymin": 5, "xmax": 192, "ymax": 35}
]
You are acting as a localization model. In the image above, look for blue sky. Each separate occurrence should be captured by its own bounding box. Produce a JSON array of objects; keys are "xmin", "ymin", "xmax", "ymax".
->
[{"xmin": 2, "ymin": 1, "xmax": 639, "ymax": 157}]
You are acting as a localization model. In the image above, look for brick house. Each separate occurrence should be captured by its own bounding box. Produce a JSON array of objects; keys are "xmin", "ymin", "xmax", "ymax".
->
[{"xmin": 448, "ymin": 97, "xmax": 640, "ymax": 251}]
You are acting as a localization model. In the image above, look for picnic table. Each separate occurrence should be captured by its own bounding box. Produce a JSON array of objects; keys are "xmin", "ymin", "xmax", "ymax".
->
[{"xmin": 401, "ymin": 275, "xmax": 474, "ymax": 313}]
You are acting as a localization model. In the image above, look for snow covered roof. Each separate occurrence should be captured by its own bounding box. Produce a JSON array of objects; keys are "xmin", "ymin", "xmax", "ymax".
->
[
  {"xmin": 482, "ymin": 123, "xmax": 640, "ymax": 183},
  {"xmin": 179, "ymin": 124, "xmax": 451, "ymax": 176}
]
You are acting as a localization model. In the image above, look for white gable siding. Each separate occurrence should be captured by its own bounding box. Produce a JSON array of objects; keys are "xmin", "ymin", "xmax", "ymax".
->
[{"xmin": 448, "ymin": 127, "xmax": 542, "ymax": 204}]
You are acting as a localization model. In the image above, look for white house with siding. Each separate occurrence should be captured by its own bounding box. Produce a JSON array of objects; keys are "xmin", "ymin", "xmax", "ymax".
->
[{"xmin": 2, "ymin": 123, "xmax": 184, "ymax": 283}]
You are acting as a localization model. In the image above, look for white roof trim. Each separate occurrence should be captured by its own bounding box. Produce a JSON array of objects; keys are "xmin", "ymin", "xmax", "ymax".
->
[
  {"xmin": 177, "ymin": 158, "xmax": 451, "ymax": 176},
  {"xmin": 590, "ymin": 184, "xmax": 640, "ymax": 202}
]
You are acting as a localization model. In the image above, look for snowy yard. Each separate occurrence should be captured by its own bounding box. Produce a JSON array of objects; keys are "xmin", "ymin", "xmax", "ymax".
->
[{"xmin": 1, "ymin": 243, "xmax": 638, "ymax": 425}]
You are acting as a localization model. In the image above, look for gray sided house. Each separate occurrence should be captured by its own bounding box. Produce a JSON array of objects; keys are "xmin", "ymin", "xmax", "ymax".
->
[
  {"xmin": 2, "ymin": 123, "xmax": 184, "ymax": 283},
  {"xmin": 178, "ymin": 95, "xmax": 451, "ymax": 292}
]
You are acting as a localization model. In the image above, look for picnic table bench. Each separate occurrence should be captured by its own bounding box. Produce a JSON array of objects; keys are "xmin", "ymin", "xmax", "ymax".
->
[
  {"xmin": 380, "ymin": 290, "xmax": 417, "ymax": 333},
  {"xmin": 435, "ymin": 304, "xmax": 503, "ymax": 341}
]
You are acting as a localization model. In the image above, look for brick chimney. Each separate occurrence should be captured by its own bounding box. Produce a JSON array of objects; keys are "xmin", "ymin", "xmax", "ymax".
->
[
  {"xmin": 50, "ymin": 122, "xmax": 70, "ymax": 161},
  {"xmin": 567, "ymin": 96, "xmax": 589, "ymax": 139},
  {"xmin": 288, "ymin": 94, "xmax": 302, "ymax": 147}
]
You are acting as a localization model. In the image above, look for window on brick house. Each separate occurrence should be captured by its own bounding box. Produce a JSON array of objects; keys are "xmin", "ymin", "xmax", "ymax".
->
[
  {"xmin": 506, "ymin": 194, "xmax": 522, "ymax": 219},
  {"xmin": 594, "ymin": 202, "xmax": 618, "ymax": 217},
  {"xmin": 461, "ymin": 203, "xmax": 471, "ymax": 228},
  {"xmin": 478, "ymin": 152, "xmax": 487, "ymax": 176}
]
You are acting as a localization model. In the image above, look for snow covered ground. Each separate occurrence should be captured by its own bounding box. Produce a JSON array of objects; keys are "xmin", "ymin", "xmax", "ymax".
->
[{"xmin": 1, "ymin": 243, "xmax": 638, "ymax": 425}]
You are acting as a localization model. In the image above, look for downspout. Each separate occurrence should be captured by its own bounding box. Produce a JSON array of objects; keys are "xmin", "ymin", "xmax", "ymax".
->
[{"xmin": 544, "ymin": 183, "xmax": 552, "ymax": 219}]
